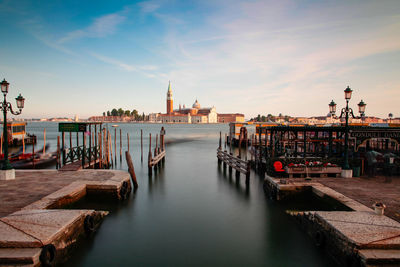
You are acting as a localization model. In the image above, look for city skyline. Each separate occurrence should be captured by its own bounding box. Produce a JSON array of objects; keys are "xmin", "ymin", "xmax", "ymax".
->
[{"xmin": 0, "ymin": 0, "xmax": 399, "ymax": 119}]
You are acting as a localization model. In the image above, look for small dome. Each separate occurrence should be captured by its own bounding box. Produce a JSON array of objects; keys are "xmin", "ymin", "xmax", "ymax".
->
[{"xmin": 192, "ymin": 99, "xmax": 201, "ymax": 109}]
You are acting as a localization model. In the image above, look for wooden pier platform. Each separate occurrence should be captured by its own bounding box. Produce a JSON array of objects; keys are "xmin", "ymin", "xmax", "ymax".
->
[{"xmin": 0, "ymin": 170, "xmax": 132, "ymax": 266}]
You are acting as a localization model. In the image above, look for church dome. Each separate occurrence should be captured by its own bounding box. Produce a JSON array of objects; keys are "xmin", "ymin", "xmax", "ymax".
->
[{"xmin": 192, "ymin": 99, "xmax": 201, "ymax": 109}]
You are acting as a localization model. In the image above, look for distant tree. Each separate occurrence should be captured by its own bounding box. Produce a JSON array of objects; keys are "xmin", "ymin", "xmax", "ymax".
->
[
  {"xmin": 111, "ymin": 108, "xmax": 118, "ymax": 116},
  {"xmin": 117, "ymin": 108, "xmax": 124, "ymax": 116},
  {"xmin": 261, "ymin": 115, "xmax": 266, "ymax": 122},
  {"xmin": 284, "ymin": 115, "xmax": 290, "ymax": 121},
  {"xmin": 107, "ymin": 111, "xmax": 111, "ymax": 116},
  {"xmin": 279, "ymin": 113, "xmax": 282, "ymax": 117},
  {"xmin": 142, "ymin": 112, "xmax": 145, "ymax": 121},
  {"xmin": 131, "ymin": 109, "xmax": 138, "ymax": 118},
  {"xmin": 257, "ymin": 114, "xmax": 261, "ymax": 122},
  {"xmin": 102, "ymin": 112, "xmax": 106, "ymax": 116},
  {"xmin": 124, "ymin": 110, "xmax": 131, "ymax": 117}
]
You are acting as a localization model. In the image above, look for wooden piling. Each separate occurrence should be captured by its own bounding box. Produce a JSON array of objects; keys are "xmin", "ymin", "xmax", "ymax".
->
[
  {"xmin": 141, "ymin": 129, "xmax": 143, "ymax": 163},
  {"xmin": 155, "ymin": 134, "xmax": 158, "ymax": 156},
  {"xmin": 76, "ymin": 132, "xmax": 79, "ymax": 159},
  {"xmin": 127, "ymin": 133, "xmax": 130, "ymax": 153},
  {"xmin": 82, "ymin": 131, "xmax": 86, "ymax": 168},
  {"xmin": 224, "ymin": 133, "xmax": 227, "ymax": 149},
  {"xmin": 43, "ymin": 128, "xmax": 46, "ymax": 155},
  {"xmin": 110, "ymin": 132, "xmax": 113, "ymax": 168},
  {"xmin": 99, "ymin": 132, "xmax": 102, "ymax": 169},
  {"xmin": 120, "ymin": 128, "xmax": 122, "ymax": 162},
  {"xmin": 69, "ymin": 132, "xmax": 72, "ymax": 153},
  {"xmin": 32, "ymin": 143, "xmax": 35, "ymax": 169},
  {"xmin": 62, "ymin": 132, "xmax": 65, "ymax": 165},
  {"xmin": 125, "ymin": 151, "xmax": 138, "ymax": 189},
  {"xmin": 218, "ymin": 132, "xmax": 222, "ymax": 166},
  {"xmin": 236, "ymin": 129, "xmax": 242, "ymax": 178},
  {"xmin": 245, "ymin": 130, "xmax": 248, "ymax": 161},
  {"xmin": 22, "ymin": 133, "xmax": 25, "ymax": 154},
  {"xmin": 148, "ymin": 133, "xmax": 152, "ymax": 175},
  {"xmin": 56, "ymin": 136, "xmax": 60, "ymax": 169},
  {"xmin": 114, "ymin": 128, "xmax": 117, "ymax": 165}
]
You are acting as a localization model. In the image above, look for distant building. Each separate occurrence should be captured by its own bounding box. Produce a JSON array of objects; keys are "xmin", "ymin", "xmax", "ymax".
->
[
  {"xmin": 148, "ymin": 113, "xmax": 161, "ymax": 123},
  {"xmin": 217, "ymin": 113, "xmax": 245, "ymax": 123},
  {"xmin": 159, "ymin": 82, "xmax": 218, "ymax": 123}
]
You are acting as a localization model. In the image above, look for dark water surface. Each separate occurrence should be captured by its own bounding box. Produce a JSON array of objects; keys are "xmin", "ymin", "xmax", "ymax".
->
[{"xmin": 26, "ymin": 122, "xmax": 337, "ymax": 266}]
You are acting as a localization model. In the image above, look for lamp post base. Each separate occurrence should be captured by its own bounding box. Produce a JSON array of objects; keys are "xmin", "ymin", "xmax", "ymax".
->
[
  {"xmin": 0, "ymin": 169, "xmax": 15, "ymax": 180},
  {"xmin": 341, "ymin": 169, "xmax": 353, "ymax": 178}
]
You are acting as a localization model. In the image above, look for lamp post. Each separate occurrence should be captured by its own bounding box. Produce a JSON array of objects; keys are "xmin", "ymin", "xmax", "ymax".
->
[
  {"xmin": 0, "ymin": 79, "xmax": 25, "ymax": 176},
  {"xmin": 329, "ymin": 86, "xmax": 366, "ymax": 173}
]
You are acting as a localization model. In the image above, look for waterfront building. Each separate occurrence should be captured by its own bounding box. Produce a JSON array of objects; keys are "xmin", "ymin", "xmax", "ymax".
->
[{"xmin": 217, "ymin": 113, "xmax": 245, "ymax": 123}]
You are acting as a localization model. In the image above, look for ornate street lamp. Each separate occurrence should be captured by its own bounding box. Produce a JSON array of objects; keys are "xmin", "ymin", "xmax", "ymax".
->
[
  {"xmin": 329, "ymin": 86, "xmax": 366, "ymax": 174},
  {"xmin": 0, "ymin": 79, "xmax": 25, "ymax": 174}
]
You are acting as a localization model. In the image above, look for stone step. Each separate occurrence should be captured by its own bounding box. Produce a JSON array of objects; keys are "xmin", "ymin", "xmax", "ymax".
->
[
  {"xmin": 0, "ymin": 248, "xmax": 41, "ymax": 265},
  {"xmin": 359, "ymin": 249, "xmax": 400, "ymax": 266}
]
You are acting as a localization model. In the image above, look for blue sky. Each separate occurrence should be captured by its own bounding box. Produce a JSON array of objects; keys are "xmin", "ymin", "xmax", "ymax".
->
[{"xmin": 0, "ymin": 0, "xmax": 399, "ymax": 119}]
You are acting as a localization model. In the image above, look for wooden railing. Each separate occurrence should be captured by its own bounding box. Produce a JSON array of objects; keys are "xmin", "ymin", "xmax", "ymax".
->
[
  {"xmin": 217, "ymin": 131, "xmax": 250, "ymax": 183},
  {"xmin": 62, "ymin": 145, "xmax": 100, "ymax": 168}
]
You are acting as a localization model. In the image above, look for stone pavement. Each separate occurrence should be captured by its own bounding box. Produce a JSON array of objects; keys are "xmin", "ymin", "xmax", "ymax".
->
[
  {"xmin": 0, "ymin": 170, "xmax": 127, "ymax": 218},
  {"xmin": 315, "ymin": 176, "xmax": 400, "ymax": 223}
]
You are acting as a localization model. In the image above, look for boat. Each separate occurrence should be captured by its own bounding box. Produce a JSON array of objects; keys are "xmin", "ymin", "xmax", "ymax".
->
[
  {"xmin": 2, "ymin": 122, "xmax": 37, "ymax": 147},
  {"xmin": 5, "ymin": 144, "xmax": 57, "ymax": 169},
  {"xmin": 11, "ymin": 152, "xmax": 57, "ymax": 169}
]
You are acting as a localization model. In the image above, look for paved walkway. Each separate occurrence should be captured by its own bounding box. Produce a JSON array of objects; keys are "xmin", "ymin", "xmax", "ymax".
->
[
  {"xmin": 0, "ymin": 170, "xmax": 116, "ymax": 217},
  {"xmin": 293, "ymin": 175, "xmax": 400, "ymax": 223}
]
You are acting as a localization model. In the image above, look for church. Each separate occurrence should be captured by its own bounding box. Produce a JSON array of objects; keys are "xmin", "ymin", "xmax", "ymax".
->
[{"xmin": 159, "ymin": 82, "xmax": 218, "ymax": 123}]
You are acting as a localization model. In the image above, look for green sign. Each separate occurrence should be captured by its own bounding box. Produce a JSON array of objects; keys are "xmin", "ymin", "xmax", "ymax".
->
[{"xmin": 58, "ymin": 123, "xmax": 87, "ymax": 132}]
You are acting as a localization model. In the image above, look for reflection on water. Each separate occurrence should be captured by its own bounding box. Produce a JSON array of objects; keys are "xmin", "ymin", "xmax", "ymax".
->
[{"xmin": 26, "ymin": 122, "xmax": 338, "ymax": 267}]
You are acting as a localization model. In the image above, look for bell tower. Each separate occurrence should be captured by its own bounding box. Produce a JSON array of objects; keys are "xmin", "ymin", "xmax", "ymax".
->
[{"xmin": 166, "ymin": 81, "xmax": 173, "ymax": 114}]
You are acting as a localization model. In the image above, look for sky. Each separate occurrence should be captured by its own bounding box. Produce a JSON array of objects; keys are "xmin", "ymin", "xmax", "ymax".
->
[{"xmin": 0, "ymin": 0, "xmax": 399, "ymax": 119}]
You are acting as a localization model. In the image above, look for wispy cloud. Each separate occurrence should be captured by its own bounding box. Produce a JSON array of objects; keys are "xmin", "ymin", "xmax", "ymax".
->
[
  {"xmin": 90, "ymin": 52, "xmax": 158, "ymax": 77},
  {"xmin": 59, "ymin": 13, "xmax": 126, "ymax": 44},
  {"xmin": 156, "ymin": 0, "xmax": 400, "ymax": 117},
  {"xmin": 138, "ymin": 1, "xmax": 160, "ymax": 13}
]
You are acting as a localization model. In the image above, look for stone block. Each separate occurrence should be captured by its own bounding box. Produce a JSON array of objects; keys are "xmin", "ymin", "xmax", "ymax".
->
[
  {"xmin": 315, "ymin": 211, "xmax": 400, "ymax": 249},
  {"xmin": 0, "ymin": 169, "xmax": 15, "ymax": 181},
  {"xmin": 0, "ymin": 221, "xmax": 41, "ymax": 248}
]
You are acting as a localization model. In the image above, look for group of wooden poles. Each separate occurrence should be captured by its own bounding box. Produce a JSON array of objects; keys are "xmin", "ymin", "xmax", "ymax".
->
[
  {"xmin": 148, "ymin": 127, "xmax": 166, "ymax": 175},
  {"xmin": 217, "ymin": 128, "xmax": 251, "ymax": 184},
  {"xmin": 56, "ymin": 126, "xmax": 167, "ymax": 187}
]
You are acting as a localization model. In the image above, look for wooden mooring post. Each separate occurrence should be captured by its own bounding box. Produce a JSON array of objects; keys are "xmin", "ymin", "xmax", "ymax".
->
[
  {"xmin": 148, "ymin": 127, "xmax": 166, "ymax": 176},
  {"xmin": 141, "ymin": 129, "xmax": 143, "ymax": 163},
  {"xmin": 120, "ymin": 128, "xmax": 122, "ymax": 163},
  {"xmin": 125, "ymin": 151, "xmax": 138, "ymax": 189},
  {"xmin": 127, "ymin": 133, "xmax": 130, "ymax": 153}
]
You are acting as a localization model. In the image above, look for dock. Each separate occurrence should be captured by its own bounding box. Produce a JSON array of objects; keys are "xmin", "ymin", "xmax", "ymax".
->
[
  {"xmin": 264, "ymin": 175, "xmax": 400, "ymax": 266},
  {"xmin": 0, "ymin": 170, "xmax": 132, "ymax": 266}
]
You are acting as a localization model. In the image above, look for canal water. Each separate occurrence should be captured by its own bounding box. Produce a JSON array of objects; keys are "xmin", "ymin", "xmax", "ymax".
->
[{"xmin": 26, "ymin": 122, "xmax": 337, "ymax": 266}]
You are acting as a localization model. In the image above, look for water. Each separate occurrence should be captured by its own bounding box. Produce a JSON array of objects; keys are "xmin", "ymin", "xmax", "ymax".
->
[{"xmin": 26, "ymin": 122, "xmax": 337, "ymax": 266}]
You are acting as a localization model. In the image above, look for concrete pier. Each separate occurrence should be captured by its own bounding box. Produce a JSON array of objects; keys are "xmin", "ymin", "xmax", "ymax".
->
[
  {"xmin": 0, "ymin": 170, "xmax": 132, "ymax": 266},
  {"xmin": 264, "ymin": 175, "xmax": 400, "ymax": 266}
]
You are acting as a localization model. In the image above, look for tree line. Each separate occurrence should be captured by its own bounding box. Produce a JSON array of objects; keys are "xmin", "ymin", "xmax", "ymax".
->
[
  {"xmin": 103, "ymin": 108, "xmax": 146, "ymax": 121},
  {"xmin": 250, "ymin": 113, "xmax": 291, "ymax": 122}
]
